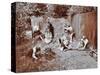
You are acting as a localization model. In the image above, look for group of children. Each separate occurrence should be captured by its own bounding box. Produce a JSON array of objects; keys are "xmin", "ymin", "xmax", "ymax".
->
[{"xmin": 30, "ymin": 16, "xmax": 89, "ymax": 59}]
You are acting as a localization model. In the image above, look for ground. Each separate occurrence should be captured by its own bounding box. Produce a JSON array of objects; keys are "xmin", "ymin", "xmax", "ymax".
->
[{"xmin": 16, "ymin": 39, "xmax": 97, "ymax": 72}]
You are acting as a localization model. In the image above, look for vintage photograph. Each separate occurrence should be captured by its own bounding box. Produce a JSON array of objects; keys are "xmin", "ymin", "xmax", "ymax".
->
[{"xmin": 12, "ymin": 2, "xmax": 97, "ymax": 72}]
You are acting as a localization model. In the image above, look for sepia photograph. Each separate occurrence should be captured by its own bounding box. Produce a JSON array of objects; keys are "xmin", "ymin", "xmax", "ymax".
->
[{"xmin": 11, "ymin": 2, "xmax": 97, "ymax": 72}]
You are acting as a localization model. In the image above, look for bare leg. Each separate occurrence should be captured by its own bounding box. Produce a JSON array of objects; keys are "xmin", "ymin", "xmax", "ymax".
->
[{"xmin": 32, "ymin": 47, "xmax": 38, "ymax": 59}]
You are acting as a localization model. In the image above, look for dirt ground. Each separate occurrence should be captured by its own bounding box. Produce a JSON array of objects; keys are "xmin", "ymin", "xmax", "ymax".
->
[{"xmin": 16, "ymin": 39, "xmax": 97, "ymax": 72}]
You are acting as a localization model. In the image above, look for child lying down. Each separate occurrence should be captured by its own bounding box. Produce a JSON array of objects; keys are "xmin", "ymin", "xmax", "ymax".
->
[{"xmin": 59, "ymin": 36, "xmax": 89, "ymax": 51}]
